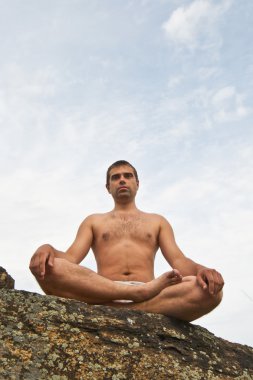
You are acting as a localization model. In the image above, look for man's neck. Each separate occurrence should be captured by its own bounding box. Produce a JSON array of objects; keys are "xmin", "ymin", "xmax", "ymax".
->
[{"xmin": 113, "ymin": 200, "xmax": 138, "ymax": 212}]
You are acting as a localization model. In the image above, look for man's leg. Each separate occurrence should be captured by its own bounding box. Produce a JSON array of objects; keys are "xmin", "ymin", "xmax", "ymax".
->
[
  {"xmin": 33, "ymin": 258, "xmax": 182, "ymax": 304},
  {"xmin": 107, "ymin": 276, "xmax": 223, "ymax": 322}
]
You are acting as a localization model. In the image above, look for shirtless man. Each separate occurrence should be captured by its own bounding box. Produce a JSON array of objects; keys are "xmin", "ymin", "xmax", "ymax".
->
[{"xmin": 29, "ymin": 160, "xmax": 224, "ymax": 322}]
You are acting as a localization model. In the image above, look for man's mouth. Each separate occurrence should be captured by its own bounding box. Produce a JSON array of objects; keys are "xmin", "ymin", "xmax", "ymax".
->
[{"xmin": 118, "ymin": 186, "xmax": 128, "ymax": 191}]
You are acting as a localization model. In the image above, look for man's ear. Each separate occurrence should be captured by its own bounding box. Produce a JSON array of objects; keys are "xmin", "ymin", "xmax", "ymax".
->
[{"xmin": 106, "ymin": 184, "xmax": 110, "ymax": 193}]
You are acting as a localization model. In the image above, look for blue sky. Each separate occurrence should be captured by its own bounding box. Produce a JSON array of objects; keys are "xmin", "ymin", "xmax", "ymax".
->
[{"xmin": 0, "ymin": 0, "xmax": 252, "ymax": 346}]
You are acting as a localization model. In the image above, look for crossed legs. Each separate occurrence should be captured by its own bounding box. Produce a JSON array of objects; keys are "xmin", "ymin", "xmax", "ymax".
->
[
  {"xmin": 34, "ymin": 258, "xmax": 182, "ymax": 304},
  {"xmin": 33, "ymin": 258, "xmax": 222, "ymax": 322}
]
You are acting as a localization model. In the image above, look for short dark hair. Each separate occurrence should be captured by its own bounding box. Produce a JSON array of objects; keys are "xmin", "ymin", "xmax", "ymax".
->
[{"xmin": 106, "ymin": 160, "xmax": 139, "ymax": 186}]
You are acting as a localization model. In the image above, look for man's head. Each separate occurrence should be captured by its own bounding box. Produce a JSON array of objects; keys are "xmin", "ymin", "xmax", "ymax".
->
[
  {"xmin": 106, "ymin": 160, "xmax": 139, "ymax": 187},
  {"xmin": 106, "ymin": 160, "xmax": 139, "ymax": 202}
]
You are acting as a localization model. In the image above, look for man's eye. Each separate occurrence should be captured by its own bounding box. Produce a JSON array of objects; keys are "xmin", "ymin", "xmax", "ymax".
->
[
  {"xmin": 111, "ymin": 175, "xmax": 120, "ymax": 181},
  {"xmin": 124, "ymin": 173, "xmax": 133, "ymax": 179}
]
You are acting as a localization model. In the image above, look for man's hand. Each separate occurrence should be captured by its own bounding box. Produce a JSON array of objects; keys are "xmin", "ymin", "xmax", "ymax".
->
[
  {"xmin": 196, "ymin": 268, "xmax": 224, "ymax": 295},
  {"xmin": 29, "ymin": 244, "xmax": 55, "ymax": 280}
]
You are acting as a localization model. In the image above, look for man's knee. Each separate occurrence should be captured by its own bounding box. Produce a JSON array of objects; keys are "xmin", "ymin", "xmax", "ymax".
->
[
  {"xmin": 155, "ymin": 275, "xmax": 222, "ymax": 321},
  {"xmin": 210, "ymin": 289, "xmax": 223, "ymax": 308},
  {"xmin": 187, "ymin": 276, "xmax": 223, "ymax": 310},
  {"xmin": 33, "ymin": 258, "xmax": 69, "ymax": 295}
]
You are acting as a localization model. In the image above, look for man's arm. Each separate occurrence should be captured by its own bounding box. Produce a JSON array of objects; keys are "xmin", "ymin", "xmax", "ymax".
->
[
  {"xmin": 158, "ymin": 216, "xmax": 224, "ymax": 295},
  {"xmin": 29, "ymin": 216, "xmax": 94, "ymax": 280}
]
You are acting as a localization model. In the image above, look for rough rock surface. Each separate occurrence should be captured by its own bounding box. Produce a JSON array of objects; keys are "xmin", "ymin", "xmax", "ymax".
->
[
  {"xmin": 0, "ymin": 268, "xmax": 252, "ymax": 380},
  {"xmin": 0, "ymin": 266, "xmax": 15, "ymax": 289}
]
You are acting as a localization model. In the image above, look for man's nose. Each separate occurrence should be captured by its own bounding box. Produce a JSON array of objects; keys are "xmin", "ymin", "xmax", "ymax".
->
[{"xmin": 119, "ymin": 175, "xmax": 126, "ymax": 184}]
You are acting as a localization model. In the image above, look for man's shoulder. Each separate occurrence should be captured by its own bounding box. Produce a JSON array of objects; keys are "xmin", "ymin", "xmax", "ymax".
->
[
  {"xmin": 139, "ymin": 211, "xmax": 169, "ymax": 224},
  {"xmin": 82, "ymin": 212, "xmax": 111, "ymax": 224}
]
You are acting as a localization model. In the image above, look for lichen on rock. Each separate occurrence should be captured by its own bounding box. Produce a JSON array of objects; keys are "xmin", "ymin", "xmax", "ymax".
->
[
  {"xmin": 0, "ymin": 266, "xmax": 15, "ymax": 289},
  {"xmin": 0, "ymin": 267, "xmax": 252, "ymax": 379}
]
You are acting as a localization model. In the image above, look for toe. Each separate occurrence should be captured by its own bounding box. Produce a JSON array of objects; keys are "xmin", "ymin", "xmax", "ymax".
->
[{"xmin": 167, "ymin": 269, "xmax": 180, "ymax": 279}]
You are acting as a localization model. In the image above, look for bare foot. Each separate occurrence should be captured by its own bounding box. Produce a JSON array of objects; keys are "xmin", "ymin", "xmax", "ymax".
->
[{"xmin": 126, "ymin": 269, "xmax": 182, "ymax": 303}]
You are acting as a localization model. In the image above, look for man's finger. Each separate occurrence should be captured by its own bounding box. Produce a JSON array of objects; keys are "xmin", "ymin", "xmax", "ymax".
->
[
  {"xmin": 197, "ymin": 273, "xmax": 208, "ymax": 290},
  {"xmin": 215, "ymin": 272, "xmax": 224, "ymax": 293},
  {"xmin": 208, "ymin": 275, "xmax": 215, "ymax": 295},
  {"xmin": 213, "ymin": 272, "xmax": 221, "ymax": 294},
  {"xmin": 48, "ymin": 253, "xmax": 54, "ymax": 267},
  {"xmin": 39, "ymin": 253, "xmax": 48, "ymax": 277},
  {"xmin": 31, "ymin": 254, "xmax": 41, "ymax": 276},
  {"xmin": 197, "ymin": 269, "xmax": 224, "ymax": 295}
]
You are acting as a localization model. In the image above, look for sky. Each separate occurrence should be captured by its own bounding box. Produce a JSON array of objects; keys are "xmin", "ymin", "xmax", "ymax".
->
[{"xmin": 0, "ymin": 0, "xmax": 252, "ymax": 346}]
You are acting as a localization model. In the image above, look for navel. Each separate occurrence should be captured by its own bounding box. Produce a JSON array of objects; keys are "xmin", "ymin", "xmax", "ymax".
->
[{"xmin": 102, "ymin": 232, "xmax": 110, "ymax": 241}]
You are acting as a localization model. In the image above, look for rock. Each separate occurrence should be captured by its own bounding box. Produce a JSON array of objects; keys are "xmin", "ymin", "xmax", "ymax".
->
[
  {"xmin": 0, "ymin": 266, "xmax": 15, "ymax": 289},
  {"xmin": 0, "ymin": 268, "xmax": 252, "ymax": 379}
]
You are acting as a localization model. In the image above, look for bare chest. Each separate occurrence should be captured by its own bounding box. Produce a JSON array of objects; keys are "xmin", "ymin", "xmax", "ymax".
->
[{"xmin": 93, "ymin": 215, "xmax": 159, "ymax": 245}]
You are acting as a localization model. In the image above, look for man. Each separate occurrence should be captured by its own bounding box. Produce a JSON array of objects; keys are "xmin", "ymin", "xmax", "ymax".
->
[{"xmin": 30, "ymin": 160, "xmax": 224, "ymax": 322}]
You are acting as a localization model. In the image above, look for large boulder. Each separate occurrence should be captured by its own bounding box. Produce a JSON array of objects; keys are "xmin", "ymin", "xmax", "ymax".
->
[{"xmin": 0, "ymin": 268, "xmax": 252, "ymax": 379}]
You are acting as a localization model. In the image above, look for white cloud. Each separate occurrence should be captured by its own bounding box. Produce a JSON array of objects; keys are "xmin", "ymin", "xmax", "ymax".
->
[
  {"xmin": 167, "ymin": 75, "xmax": 183, "ymax": 88},
  {"xmin": 197, "ymin": 66, "xmax": 221, "ymax": 80},
  {"xmin": 212, "ymin": 86, "xmax": 250, "ymax": 122},
  {"xmin": 155, "ymin": 83, "xmax": 250, "ymax": 132},
  {"xmin": 163, "ymin": 0, "xmax": 232, "ymax": 49},
  {"xmin": 168, "ymin": 120, "xmax": 193, "ymax": 138}
]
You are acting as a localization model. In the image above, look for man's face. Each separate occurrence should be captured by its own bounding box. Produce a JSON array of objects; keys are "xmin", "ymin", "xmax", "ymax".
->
[{"xmin": 106, "ymin": 165, "xmax": 139, "ymax": 201}]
